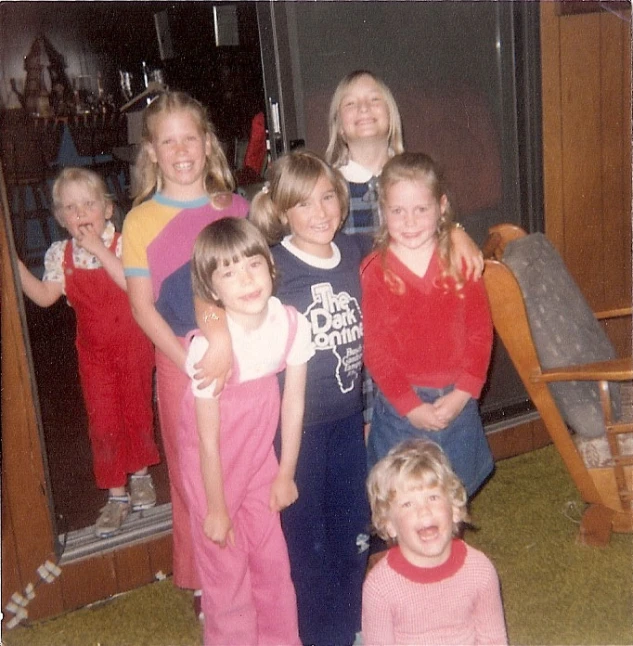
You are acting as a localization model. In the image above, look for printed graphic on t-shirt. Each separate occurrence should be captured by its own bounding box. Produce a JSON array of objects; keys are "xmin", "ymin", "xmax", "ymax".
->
[{"xmin": 304, "ymin": 282, "xmax": 363, "ymax": 394}]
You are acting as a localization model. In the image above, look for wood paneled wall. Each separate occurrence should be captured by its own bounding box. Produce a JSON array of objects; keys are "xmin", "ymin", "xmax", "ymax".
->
[
  {"xmin": 2, "ymin": 1, "xmax": 631, "ymax": 626},
  {"xmin": 541, "ymin": 2, "xmax": 632, "ymax": 353}
]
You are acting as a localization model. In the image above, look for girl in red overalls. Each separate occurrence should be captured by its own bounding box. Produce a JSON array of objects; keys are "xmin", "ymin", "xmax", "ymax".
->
[{"xmin": 18, "ymin": 167, "xmax": 159, "ymax": 538}]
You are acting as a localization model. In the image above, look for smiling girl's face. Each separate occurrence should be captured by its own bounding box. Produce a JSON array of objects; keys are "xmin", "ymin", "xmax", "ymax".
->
[
  {"xmin": 147, "ymin": 108, "xmax": 211, "ymax": 201},
  {"xmin": 383, "ymin": 178, "xmax": 447, "ymax": 256},
  {"xmin": 337, "ymin": 74, "xmax": 390, "ymax": 146},
  {"xmin": 284, "ymin": 174, "xmax": 343, "ymax": 259},
  {"xmin": 210, "ymin": 253, "xmax": 273, "ymax": 330}
]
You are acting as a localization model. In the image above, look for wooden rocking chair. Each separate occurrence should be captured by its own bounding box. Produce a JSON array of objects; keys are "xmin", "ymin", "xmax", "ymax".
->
[{"xmin": 483, "ymin": 224, "xmax": 633, "ymax": 546}]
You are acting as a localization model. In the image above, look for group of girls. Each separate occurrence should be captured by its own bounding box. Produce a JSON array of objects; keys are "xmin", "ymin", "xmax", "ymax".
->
[{"xmin": 19, "ymin": 68, "xmax": 495, "ymax": 646}]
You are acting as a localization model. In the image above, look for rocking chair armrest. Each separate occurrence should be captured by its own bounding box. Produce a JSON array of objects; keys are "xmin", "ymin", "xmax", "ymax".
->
[
  {"xmin": 482, "ymin": 224, "xmax": 527, "ymax": 261},
  {"xmin": 595, "ymin": 307, "xmax": 632, "ymax": 321},
  {"xmin": 536, "ymin": 357, "xmax": 633, "ymax": 384}
]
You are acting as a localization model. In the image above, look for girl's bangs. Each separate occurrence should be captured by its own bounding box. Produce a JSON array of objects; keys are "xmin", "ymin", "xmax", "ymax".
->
[
  {"xmin": 283, "ymin": 172, "xmax": 318, "ymax": 211},
  {"xmin": 215, "ymin": 238, "xmax": 270, "ymax": 269}
]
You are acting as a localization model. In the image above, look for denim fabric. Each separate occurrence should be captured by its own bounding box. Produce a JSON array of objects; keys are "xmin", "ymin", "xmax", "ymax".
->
[{"xmin": 367, "ymin": 387, "xmax": 494, "ymax": 497}]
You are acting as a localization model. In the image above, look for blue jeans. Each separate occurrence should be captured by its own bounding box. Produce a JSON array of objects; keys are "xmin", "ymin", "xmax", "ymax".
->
[
  {"xmin": 281, "ymin": 412, "xmax": 370, "ymax": 646},
  {"xmin": 367, "ymin": 386, "xmax": 494, "ymax": 497}
]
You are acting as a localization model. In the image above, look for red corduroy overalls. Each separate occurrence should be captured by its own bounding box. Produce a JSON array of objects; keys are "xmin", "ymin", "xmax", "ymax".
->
[{"xmin": 64, "ymin": 234, "xmax": 159, "ymax": 489}]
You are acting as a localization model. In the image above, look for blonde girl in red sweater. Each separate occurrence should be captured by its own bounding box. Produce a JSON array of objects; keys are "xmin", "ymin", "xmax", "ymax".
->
[{"xmin": 361, "ymin": 152, "xmax": 494, "ymax": 497}]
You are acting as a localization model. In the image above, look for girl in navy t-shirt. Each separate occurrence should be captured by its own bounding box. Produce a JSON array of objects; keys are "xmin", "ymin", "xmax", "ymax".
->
[{"xmin": 249, "ymin": 151, "xmax": 371, "ymax": 646}]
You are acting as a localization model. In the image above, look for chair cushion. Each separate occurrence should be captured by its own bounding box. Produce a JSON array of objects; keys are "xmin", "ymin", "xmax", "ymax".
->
[
  {"xmin": 503, "ymin": 233, "xmax": 619, "ymax": 439},
  {"xmin": 575, "ymin": 433, "xmax": 633, "ymax": 467}
]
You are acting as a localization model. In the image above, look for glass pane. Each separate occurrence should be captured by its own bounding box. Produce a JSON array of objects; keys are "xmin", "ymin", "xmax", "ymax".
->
[{"xmin": 260, "ymin": 1, "xmax": 541, "ymax": 420}]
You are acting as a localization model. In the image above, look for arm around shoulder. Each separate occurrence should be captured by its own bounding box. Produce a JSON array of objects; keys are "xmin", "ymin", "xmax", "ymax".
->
[
  {"xmin": 192, "ymin": 296, "xmax": 233, "ymax": 395},
  {"xmin": 450, "ymin": 224, "xmax": 483, "ymax": 280}
]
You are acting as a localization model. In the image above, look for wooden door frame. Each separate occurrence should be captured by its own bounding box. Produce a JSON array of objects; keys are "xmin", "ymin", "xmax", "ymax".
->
[{"xmin": 1, "ymin": 168, "xmax": 173, "ymax": 626}]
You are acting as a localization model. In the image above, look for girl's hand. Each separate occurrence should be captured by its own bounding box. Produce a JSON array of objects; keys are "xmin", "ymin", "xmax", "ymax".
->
[
  {"xmin": 406, "ymin": 402, "xmax": 446, "ymax": 431},
  {"xmin": 193, "ymin": 327, "xmax": 233, "ymax": 396},
  {"xmin": 203, "ymin": 510, "xmax": 234, "ymax": 548},
  {"xmin": 75, "ymin": 223, "xmax": 105, "ymax": 255},
  {"xmin": 269, "ymin": 474, "xmax": 298, "ymax": 513},
  {"xmin": 450, "ymin": 226, "xmax": 484, "ymax": 280},
  {"xmin": 193, "ymin": 345, "xmax": 232, "ymax": 396},
  {"xmin": 432, "ymin": 389, "xmax": 471, "ymax": 427}
]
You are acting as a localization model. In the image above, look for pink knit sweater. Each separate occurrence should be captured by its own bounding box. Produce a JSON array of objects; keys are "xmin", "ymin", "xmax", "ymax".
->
[{"xmin": 362, "ymin": 540, "xmax": 508, "ymax": 645}]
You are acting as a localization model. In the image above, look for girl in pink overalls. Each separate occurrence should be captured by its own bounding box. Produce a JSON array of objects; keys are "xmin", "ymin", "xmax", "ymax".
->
[
  {"xmin": 180, "ymin": 218, "xmax": 313, "ymax": 645},
  {"xmin": 18, "ymin": 167, "xmax": 159, "ymax": 539}
]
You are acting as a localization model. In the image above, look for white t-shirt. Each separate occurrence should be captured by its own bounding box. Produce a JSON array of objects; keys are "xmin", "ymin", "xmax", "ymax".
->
[{"xmin": 186, "ymin": 296, "xmax": 314, "ymax": 399}]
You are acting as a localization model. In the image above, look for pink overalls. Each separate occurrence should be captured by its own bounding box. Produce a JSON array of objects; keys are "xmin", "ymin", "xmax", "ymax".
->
[
  {"xmin": 179, "ymin": 311, "xmax": 300, "ymax": 646},
  {"xmin": 64, "ymin": 235, "xmax": 158, "ymax": 489}
]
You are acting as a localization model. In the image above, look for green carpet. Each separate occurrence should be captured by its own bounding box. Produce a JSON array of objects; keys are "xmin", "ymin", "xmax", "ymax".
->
[{"xmin": 4, "ymin": 446, "xmax": 632, "ymax": 645}]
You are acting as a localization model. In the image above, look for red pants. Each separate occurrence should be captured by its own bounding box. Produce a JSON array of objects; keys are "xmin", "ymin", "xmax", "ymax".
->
[{"xmin": 78, "ymin": 339, "xmax": 157, "ymax": 489}]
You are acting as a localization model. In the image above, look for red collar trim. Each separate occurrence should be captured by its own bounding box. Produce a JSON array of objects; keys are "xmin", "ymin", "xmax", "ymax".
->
[{"xmin": 386, "ymin": 539, "xmax": 467, "ymax": 583}]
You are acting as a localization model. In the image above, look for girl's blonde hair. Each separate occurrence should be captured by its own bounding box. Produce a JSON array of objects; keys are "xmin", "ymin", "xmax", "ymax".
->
[
  {"xmin": 375, "ymin": 152, "xmax": 462, "ymax": 293},
  {"xmin": 191, "ymin": 217, "xmax": 276, "ymax": 306},
  {"xmin": 131, "ymin": 91, "xmax": 235, "ymax": 206},
  {"xmin": 250, "ymin": 150, "xmax": 349, "ymax": 246},
  {"xmin": 367, "ymin": 439, "xmax": 469, "ymax": 542},
  {"xmin": 51, "ymin": 167, "xmax": 113, "ymax": 227},
  {"xmin": 325, "ymin": 70, "xmax": 404, "ymax": 169}
]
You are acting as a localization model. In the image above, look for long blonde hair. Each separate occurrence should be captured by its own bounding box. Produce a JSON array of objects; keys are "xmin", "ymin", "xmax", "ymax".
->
[
  {"xmin": 250, "ymin": 150, "xmax": 349, "ymax": 246},
  {"xmin": 325, "ymin": 70, "xmax": 404, "ymax": 169},
  {"xmin": 131, "ymin": 91, "xmax": 235, "ymax": 206},
  {"xmin": 375, "ymin": 152, "xmax": 462, "ymax": 293}
]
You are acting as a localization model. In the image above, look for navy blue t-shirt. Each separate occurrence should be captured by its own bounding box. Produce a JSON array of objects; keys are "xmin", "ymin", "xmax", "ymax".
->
[
  {"xmin": 273, "ymin": 232, "xmax": 372, "ymax": 426},
  {"xmin": 156, "ymin": 260, "xmax": 196, "ymax": 337}
]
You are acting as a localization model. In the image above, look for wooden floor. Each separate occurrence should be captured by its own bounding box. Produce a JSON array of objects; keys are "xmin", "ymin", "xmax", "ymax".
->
[{"xmin": 24, "ymin": 297, "xmax": 170, "ymax": 535}]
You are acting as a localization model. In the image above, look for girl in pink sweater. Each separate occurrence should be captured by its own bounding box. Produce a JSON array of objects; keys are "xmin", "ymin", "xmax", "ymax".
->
[{"xmin": 363, "ymin": 438, "xmax": 507, "ymax": 645}]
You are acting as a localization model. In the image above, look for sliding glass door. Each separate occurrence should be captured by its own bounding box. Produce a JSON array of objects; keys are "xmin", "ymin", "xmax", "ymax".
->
[{"xmin": 257, "ymin": 1, "xmax": 544, "ymax": 422}]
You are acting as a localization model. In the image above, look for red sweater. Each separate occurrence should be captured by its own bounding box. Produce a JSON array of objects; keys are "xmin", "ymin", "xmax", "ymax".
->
[{"xmin": 360, "ymin": 249, "xmax": 492, "ymax": 416}]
